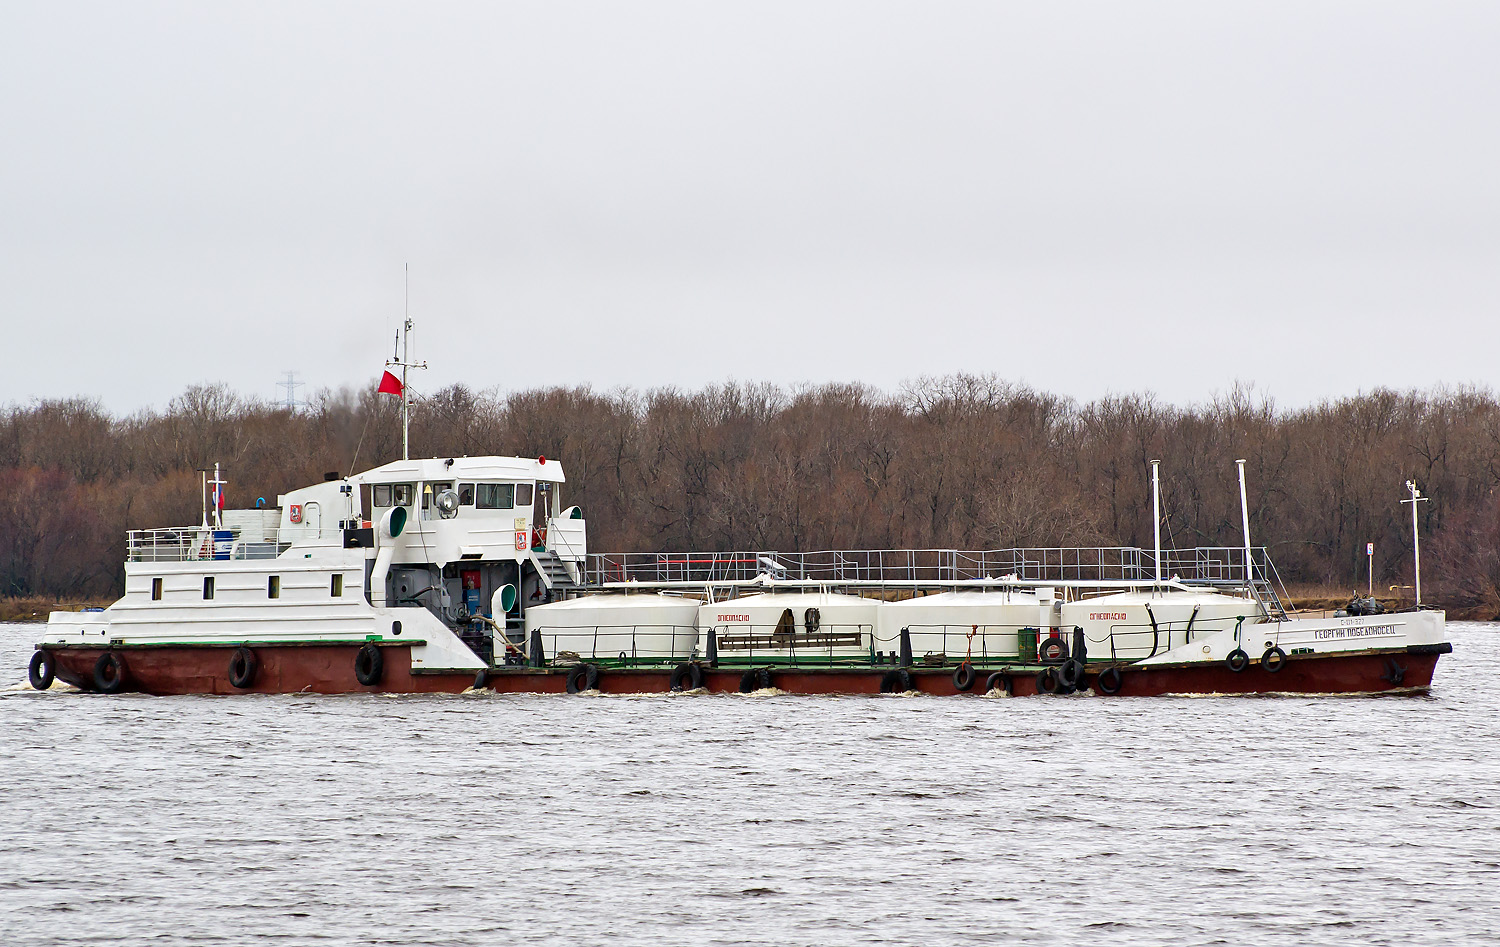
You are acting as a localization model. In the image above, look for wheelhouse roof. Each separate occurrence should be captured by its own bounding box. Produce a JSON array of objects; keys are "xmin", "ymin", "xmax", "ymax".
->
[{"xmin": 351, "ymin": 455, "xmax": 566, "ymax": 485}]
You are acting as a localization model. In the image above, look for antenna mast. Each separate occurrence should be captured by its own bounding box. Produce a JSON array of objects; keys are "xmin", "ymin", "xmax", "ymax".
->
[
  {"xmin": 1402, "ymin": 480, "xmax": 1431, "ymax": 606},
  {"xmin": 386, "ymin": 264, "xmax": 427, "ymax": 460}
]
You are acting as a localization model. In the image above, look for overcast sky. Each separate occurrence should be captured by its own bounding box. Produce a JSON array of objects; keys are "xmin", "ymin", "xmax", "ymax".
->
[{"xmin": 3, "ymin": 2, "xmax": 1496, "ymax": 413}]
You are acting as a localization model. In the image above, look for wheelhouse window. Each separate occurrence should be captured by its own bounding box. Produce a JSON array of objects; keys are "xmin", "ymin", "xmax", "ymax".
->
[
  {"xmin": 458, "ymin": 483, "xmax": 475, "ymax": 505},
  {"xmin": 372, "ymin": 484, "xmax": 414, "ymax": 507},
  {"xmin": 516, "ymin": 483, "xmax": 534, "ymax": 507},
  {"xmin": 203, "ymin": 577, "xmax": 215, "ymax": 600},
  {"xmin": 331, "ymin": 574, "xmax": 344, "ymax": 597},
  {"xmin": 151, "ymin": 577, "xmax": 162, "ymax": 601},
  {"xmin": 476, "ymin": 483, "xmax": 515, "ymax": 510},
  {"xmin": 268, "ymin": 576, "xmax": 280, "ymax": 599}
]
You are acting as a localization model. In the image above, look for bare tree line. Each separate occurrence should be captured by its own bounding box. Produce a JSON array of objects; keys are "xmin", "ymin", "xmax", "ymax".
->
[{"xmin": 3, "ymin": 376, "xmax": 1498, "ymax": 613}]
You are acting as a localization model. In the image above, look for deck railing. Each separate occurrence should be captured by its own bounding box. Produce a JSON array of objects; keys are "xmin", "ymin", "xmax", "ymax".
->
[{"xmin": 585, "ymin": 546, "xmax": 1281, "ymax": 587}]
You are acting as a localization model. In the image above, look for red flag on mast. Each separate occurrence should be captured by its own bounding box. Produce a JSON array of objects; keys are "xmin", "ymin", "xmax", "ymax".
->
[{"xmin": 378, "ymin": 371, "xmax": 404, "ymax": 396}]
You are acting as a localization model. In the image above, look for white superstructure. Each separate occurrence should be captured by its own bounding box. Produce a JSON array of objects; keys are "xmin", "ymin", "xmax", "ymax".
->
[{"xmin": 41, "ymin": 454, "xmax": 590, "ymax": 672}]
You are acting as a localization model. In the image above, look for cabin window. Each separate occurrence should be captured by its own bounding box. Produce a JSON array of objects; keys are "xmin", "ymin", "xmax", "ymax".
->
[
  {"xmin": 458, "ymin": 483, "xmax": 475, "ymax": 505},
  {"xmin": 331, "ymin": 574, "xmax": 344, "ymax": 597},
  {"xmin": 373, "ymin": 484, "xmax": 392, "ymax": 507},
  {"xmin": 392, "ymin": 484, "xmax": 414, "ymax": 506},
  {"xmin": 203, "ymin": 577, "xmax": 215, "ymax": 600},
  {"xmin": 151, "ymin": 577, "xmax": 162, "ymax": 601},
  {"xmin": 476, "ymin": 483, "xmax": 515, "ymax": 510},
  {"xmin": 516, "ymin": 483, "xmax": 534, "ymax": 507},
  {"xmin": 268, "ymin": 575, "xmax": 280, "ymax": 599}
]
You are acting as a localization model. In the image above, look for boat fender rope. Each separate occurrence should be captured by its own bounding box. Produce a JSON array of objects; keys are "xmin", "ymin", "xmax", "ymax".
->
[
  {"xmin": 28, "ymin": 650, "xmax": 55, "ymax": 691},
  {"xmin": 354, "ymin": 643, "xmax": 384, "ymax": 686},
  {"xmin": 228, "ymin": 647, "xmax": 258, "ymax": 689},
  {"xmin": 565, "ymin": 663, "xmax": 599, "ymax": 694},
  {"xmin": 94, "ymin": 651, "xmax": 129, "ymax": 694},
  {"xmin": 952, "ymin": 662, "xmax": 977, "ymax": 692},
  {"xmin": 669, "ymin": 662, "xmax": 704, "ymax": 692},
  {"xmin": 1097, "ymin": 666, "xmax": 1124, "ymax": 695},
  {"xmin": 1225, "ymin": 648, "xmax": 1250, "ymax": 673},
  {"xmin": 879, "ymin": 668, "xmax": 913, "ymax": 694},
  {"xmin": 984, "ymin": 671, "xmax": 1012, "ymax": 696},
  {"xmin": 1036, "ymin": 665, "xmax": 1061, "ymax": 695},
  {"xmin": 1262, "ymin": 646, "xmax": 1287, "ymax": 673}
]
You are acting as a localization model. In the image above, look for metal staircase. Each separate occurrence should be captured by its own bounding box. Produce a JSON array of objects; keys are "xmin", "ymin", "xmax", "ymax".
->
[{"xmin": 531, "ymin": 549, "xmax": 580, "ymax": 593}]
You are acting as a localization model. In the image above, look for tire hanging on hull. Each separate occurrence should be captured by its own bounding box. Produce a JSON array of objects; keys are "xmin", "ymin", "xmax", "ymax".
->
[
  {"xmin": 94, "ymin": 652, "xmax": 129, "ymax": 694},
  {"xmin": 29, "ymin": 650, "xmax": 55, "ymax": 691}
]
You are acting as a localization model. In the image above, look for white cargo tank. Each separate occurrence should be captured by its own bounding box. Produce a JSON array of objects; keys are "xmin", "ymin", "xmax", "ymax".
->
[
  {"xmin": 700, "ymin": 591, "xmax": 878, "ymax": 664},
  {"xmin": 1060, "ymin": 589, "xmax": 1264, "ymax": 662},
  {"xmin": 877, "ymin": 589, "xmax": 1044, "ymax": 662},
  {"xmin": 523, "ymin": 593, "xmax": 699, "ymax": 665}
]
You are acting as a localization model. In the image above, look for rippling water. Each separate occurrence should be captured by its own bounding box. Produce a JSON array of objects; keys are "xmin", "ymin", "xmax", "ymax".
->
[{"xmin": 2, "ymin": 621, "xmax": 1498, "ymax": 945}]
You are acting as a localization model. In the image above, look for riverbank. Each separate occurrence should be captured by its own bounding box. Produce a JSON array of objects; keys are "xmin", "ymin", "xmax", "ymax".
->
[{"xmin": 0, "ymin": 596, "xmax": 111, "ymax": 623}]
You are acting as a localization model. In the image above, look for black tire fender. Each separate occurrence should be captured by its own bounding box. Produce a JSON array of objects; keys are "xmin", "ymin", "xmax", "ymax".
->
[
  {"xmin": 1097, "ymin": 666, "xmax": 1124, "ymax": 695},
  {"xmin": 669, "ymin": 662, "xmax": 704, "ymax": 692},
  {"xmin": 29, "ymin": 650, "xmax": 56, "ymax": 691},
  {"xmin": 952, "ymin": 663, "xmax": 977, "ymax": 692},
  {"xmin": 984, "ymin": 671, "xmax": 1012, "ymax": 695},
  {"xmin": 738, "ymin": 668, "xmax": 773, "ymax": 693},
  {"xmin": 1036, "ymin": 665, "xmax": 1061, "ymax": 695},
  {"xmin": 1038, "ymin": 637, "xmax": 1070, "ymax": 664},
  {"xmin": 354, "ymin": 643, "xmax": 384, "ymax": 686},
  {"xmin": 94, "ymin": 652, "xmax": 128, "ymax": 694},
  {"xmin": 1262, "ymin": 646, "xmax": 1287, "ymax": 673},
  {"xmin": 228, "ymin": 647, "xmax": 258, "ymax": 689},
  {"xmin": 880, "ymin": 668, "xmax": 913, "ymax": 693},
  {"xmin": 1057, "ymin": 658, "xmax": 1084, "ymax": 689},
  {"xmin": 1225, "ymin": 648, "xmax": 1250, "ymax": 673},
  {"xmin": 566, "ymin": 663, "xmax": 599, "ymax": 694}
]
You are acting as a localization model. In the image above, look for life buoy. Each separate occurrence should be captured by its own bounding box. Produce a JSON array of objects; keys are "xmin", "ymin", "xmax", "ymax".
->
[
  {"xmin": 565, "ymin": 663, "xmax": 599, "ymax": 694},
  {"xmin": 669, "ymin": 662, "xmax": 704, "ymax": 692},
  {"xmin": 952, "ymin": 663, "xmax": 977, "ymax": 692},
  {"xmin": 1038, "ymin": 637, "xmax": 1070, "ymax": 664},
  {"xmin": 94, "ymin": 652, "xmax": 129, "ymax": 694},
  {"xmin": 1036, "ymin": 666, "xmax": 1061, "ymax": 695},
  {"xmin": 880, "ymin": 668, "xmax": 913, "ymax": 693},
  {"xmin": 1225, "ymin": 649, "xmax": 1250, "ymax": 673},
  {"xmin": 985, "ymin": 671, "xmax": 1012, "ymax": 696},
  {"xmin": 28, "ymin": 650, "xmax": 55, "ymax": 691},
  {"xmin": 1097, "ymin": 666, "xmax": 1124, "ymax": 695},
  {"xmin": 228, "ymin": 647, "xmax": 258, "ymax": 689},
  {"xmin": 1262, "ymin": 646, "xmax": 1287, "ymax": 673},
  {"xmin": 354, "ymin": 643, "xmax": 384, "ymax": 686}
]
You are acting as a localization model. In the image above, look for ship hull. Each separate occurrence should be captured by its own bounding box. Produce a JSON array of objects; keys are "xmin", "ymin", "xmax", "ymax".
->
[{"xmin": 37, "ymin": 642, "xmax": 1447, "ymax": 697}]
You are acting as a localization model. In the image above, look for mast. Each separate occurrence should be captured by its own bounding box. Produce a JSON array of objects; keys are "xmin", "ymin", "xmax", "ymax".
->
[
  {"xmin": 1402, "ymin": 480, "xmax": 1430, "ymax": 606},
  {"xmin": 386, "ymin": 265, "xmax": 427, "ymax": 461},
  {"xmin": 1150, "ymin": 459, "xmax": 1163, "ymax": 584},
  {"xmin": 1236, "ymin": 459, "xmax": 1253, "ymax": 588}
]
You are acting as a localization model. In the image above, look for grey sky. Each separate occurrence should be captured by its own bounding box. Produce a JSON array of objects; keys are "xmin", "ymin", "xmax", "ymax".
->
[{"xmin": 3, "ymin": 2, "xmax": 1496, "ymax": 412}]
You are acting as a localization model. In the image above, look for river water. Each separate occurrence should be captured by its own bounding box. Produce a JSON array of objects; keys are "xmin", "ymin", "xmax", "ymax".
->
[{"xmin": 2, "ymin": 621, "xmax": 1498, "ymax": 946}]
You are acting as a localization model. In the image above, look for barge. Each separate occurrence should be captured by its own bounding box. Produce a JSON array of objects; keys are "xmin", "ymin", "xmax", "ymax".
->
[{"xmin": 28, "ymin": 454, "xmax": 1450, "ymax": 698}]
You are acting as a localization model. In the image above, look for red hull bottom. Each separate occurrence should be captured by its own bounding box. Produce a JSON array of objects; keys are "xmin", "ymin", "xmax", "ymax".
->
[{"xmin": 38, "ymin": 643, "xmax": 1443, "ymax": 698}]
